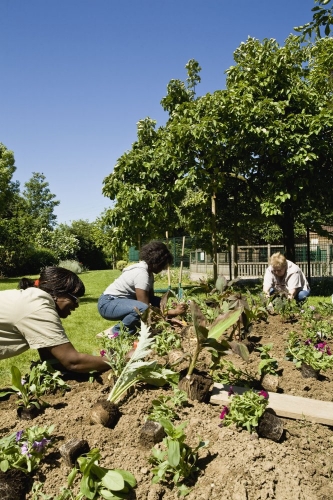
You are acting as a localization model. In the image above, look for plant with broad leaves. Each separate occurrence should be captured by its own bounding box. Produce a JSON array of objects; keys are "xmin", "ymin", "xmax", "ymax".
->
[
  {"xmin": 147, "ymin": 388, "xmax": 188, "ymax": 422},
  {"xmin": 186, "ymin": 300, "xmax": 248, "ymax": 377},
  {"xmin": 0, "ymin": 425, "xmax": 54, "ymax": 473},
  {"xmin": 0, "ymin": 362, "xmax": 69, "ymax": 409},
  {"xmin": 286, "ymin": 331, "xmax": 333, "ymax": 371},
  {"xmin": 153, "ymin": 327, "xmax": 182, "ymax": 356},
  {"xmin": 65, "ymin": 448, "xmax": 136, "ymax": 500},
  {"xmin": 256, "ymin": 344, "xmax": 279, "ymax": 377},
  {"xmin": 219, "ymin": 388, "xmax": 269, "ymax": 433},
  {"xmin": 149, "ymin": 418, "xmax": 208, "ymax": 497},
  {"xmin": 107, "ymin": 322, "xmax": 179, "ymax": 404},
  {"xmin": 99, "ymin": 327, "xmax": 134, "ymax": 378}
]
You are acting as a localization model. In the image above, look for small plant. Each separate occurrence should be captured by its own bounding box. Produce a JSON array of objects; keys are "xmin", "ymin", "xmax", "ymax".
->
[
  {"xmin": 107, "ymin": 322, "xmax": 179, "ymax": 404},
  {"xmin": 147, "ymin": 388, "xmax": 188, "ymax": 422},
  {"xmin": 67, "ymin": 448, "xmax": 136, "ymax": 499},
  {"xmin": 149, "ymin": 418, "xmax": 208, "ymax": 496},
  {"xmin": 0, "ymin": 362, "xmax": 69, "ymax": 410},
  {"xmin": 0, "ymin": 425, "xmax": 54, "ymax": 473},
  {"xmin": 272, "ymin": 294, "xmax": 297, "ymax": 322},
  {"xmin": 153, "ymin": 328, "xmax": 182, "ymax": 356},
  {"xmin": 286, "ymin": 331, "xmax": 333, "ymax": 372},
  {"xmin": 219, "ymin": 388, "xmax": 269, "ymax": 433},
  {"xmin": 256, "ymin": 344, "xmax": 279, "ymax": 376},
  {"xmin": 99, "ymin": 328, "xmax": 134, "ymax": 378},
  {"xmin": 211, "ymin": 358, "xmax": 255, "ymax": 386}
]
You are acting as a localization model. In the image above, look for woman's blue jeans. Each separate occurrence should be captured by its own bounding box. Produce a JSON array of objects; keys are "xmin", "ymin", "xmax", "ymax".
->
[
  {"xmin": 269, "ymin": 288, "xmax": 310, "ymax": 302},
  {"xmin": 97, "ymin": 294, "xmax": 160, "ymax": 335}
]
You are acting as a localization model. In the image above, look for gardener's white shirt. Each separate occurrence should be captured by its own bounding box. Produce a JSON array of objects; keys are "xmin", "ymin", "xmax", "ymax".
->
[
  {"xmin": 103, "ymin": 261, "xmax": 154, "ymax": 299},
  {"xmin": 263, "ymin": 260, "xmax": 310, "ymax": 294},
  {"xmin": 0, "ymin": 287, "xmax": 69, "ymax": 360}
]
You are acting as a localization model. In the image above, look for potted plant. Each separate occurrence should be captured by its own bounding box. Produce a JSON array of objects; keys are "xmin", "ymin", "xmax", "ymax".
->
[
  {"xmin": 0, "ymin": 425, "xmax": 54, "ymax": 499},
  {"xmin": 286, "ymin": 331, "xmax": 333, "ymax": 378}
]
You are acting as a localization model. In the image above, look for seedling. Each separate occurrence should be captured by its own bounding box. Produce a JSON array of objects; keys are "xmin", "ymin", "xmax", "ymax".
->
[
  {"xmin": 256, "ymin": 344, "xmax": 279, "ymax": 376},
  {"xmin": 219, "ymin": 388, "xmax": 269, "ymax": 433}
]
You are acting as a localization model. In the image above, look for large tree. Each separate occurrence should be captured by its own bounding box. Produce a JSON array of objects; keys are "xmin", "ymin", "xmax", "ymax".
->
[{"xmin": 22, "ymin": 172, "xmax": 59, "ymax": 231}]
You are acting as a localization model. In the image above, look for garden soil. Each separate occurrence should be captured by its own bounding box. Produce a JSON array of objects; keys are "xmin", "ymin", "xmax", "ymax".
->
[{"xmin": 1, "ymin": 313, "xmax": 333, "ymax": 500}]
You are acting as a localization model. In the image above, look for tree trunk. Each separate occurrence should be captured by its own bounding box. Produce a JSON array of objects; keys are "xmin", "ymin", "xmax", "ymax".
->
[{"xmin": 281, "ymin": 203, "xmax": 296, "ymax": 262}]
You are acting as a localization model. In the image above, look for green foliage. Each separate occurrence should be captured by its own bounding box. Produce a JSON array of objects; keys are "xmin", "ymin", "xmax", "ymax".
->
[
  {"xmin": 286, "ymin": 331, "xmax": 333, "ymax": 371},
  {"xmin": 256, "ymin": 344, "xmax": 279, "ymax": 376},
  {"xmin": 58, "ymin": 260, "xmax": 84, "ymax": 274},
  {"xmin": 147, "ymin": 388, "xmax": 188, "ymax": 422},
  {"xmin": 99, "ymin": 328, "xmax": 134, "ymax": 378},
  {"xmin": 0, "ymin": 425, "xmax": 54, "ymax": 473},
  {"xmin": 22, "ymin": 172, "xmax": 59, "ymax": 231},
  {"xmin": 211, "ymin": 359, "xmax": 255, "ymax": 386},
  {"xmin": 67, "ymin": 448, "xmax": 136, "ymax": 500},
  {"xmin": 153, "ymin": 328, "xmax": 182, "ymax": 357},
  {"xmin": 116, "ymin": 260, "xmax": 128, "ymax": 271},
  {"xmin": 149, "ymin": 418, "xmax": 208, "ymax": 496},
  {"xmin": 36, "ymin": 228, "xmax": 80, "ymax": 261},
  {"xmin": 0, "ymin": 362, "xmax": 69, "ymax": 409},
  {"xmin": 220, "ymin": 389, "xmax": 269, "ymax": 433},
  {"xmin": 295, "ymin": 0, "xmax": 333, "ymax": 38},
  {"xmin": 107, "ymin": 323, "xmax": 178, "ymax": 404}
]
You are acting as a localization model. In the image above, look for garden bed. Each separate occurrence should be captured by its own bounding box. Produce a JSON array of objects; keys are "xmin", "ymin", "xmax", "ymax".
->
[{"xmin": 0, "ymin": 314, "xmax": 333, "ymax": 499}]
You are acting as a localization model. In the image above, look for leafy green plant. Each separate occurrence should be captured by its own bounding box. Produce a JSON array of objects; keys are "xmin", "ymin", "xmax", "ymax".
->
[
  {"xmin": 272, "ymin": 294, "xmax": 298, "ymax": 322},
  {"xmin": 286, "ymin": 331, "xmax": 333, "ymax": 371},
  {"xmin": 219, "ymin": 389, "xmax": 269, "ymax": 433},
  {"xmin": 149, "ymin": 418, "xmax": 208, "ymax": 496},
  {"xmin": 0, "ymin": 362, "xmax": 69, "ymax": 410},
  {"xmin": 107, "ymin": 322, "xmax": 178, "ymax": 404},
  {"xmin": 67, "ymin": 448, "xmax": 136, "ymax": 500},
  {"xmin": 153, "ymin": 328, "xmax": 182, "ymax": 356},
  {"xmin": 99, "ymin": 327, "xmax": 134, "ymax": 378},
  {"xmin": 256, "ymin": 344, "xmax": 279, "ymax": 376},
  {"xmin": 211, "ymin": 359, "xmax": 255, "ymax": 386},
  {"xmin": 0, "ymin": 425, "xmax": 54, "ymax": 473},
  {"xmin": 147, "ymin": 388, "xmax": 188, "ymax": 422},
  {"xmin": 187, "ymin": 300, "xmax": 247, "ymax": 377}
]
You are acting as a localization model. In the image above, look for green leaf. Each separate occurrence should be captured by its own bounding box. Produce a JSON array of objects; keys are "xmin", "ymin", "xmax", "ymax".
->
[
  {"xmin": 113, "ymin": 469, "xmax": 137, "ymax": 488},
  {"xmin": 100, "ymin": 470, "xmax": 125, "ymax": 491},
  {"xmin": 208, "ymin": 309, "xmax": 242, "ymax": 339},
  {"xmin": 168, "ymin": 439, "xmax": 180, "ymax": 467}
]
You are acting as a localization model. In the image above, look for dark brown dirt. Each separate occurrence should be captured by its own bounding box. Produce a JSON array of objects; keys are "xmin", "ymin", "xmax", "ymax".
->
[{"xmin": 1, "ymin": 314, "xmax": 333, "ymax": 500}]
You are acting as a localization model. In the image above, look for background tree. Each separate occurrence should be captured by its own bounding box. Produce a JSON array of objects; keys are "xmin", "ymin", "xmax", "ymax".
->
[
  {"xmin": 22, "ymin": 172, "xmax": 59, "ymax": 231},
  {"xmin": 295, "ymin": 0, "xmax": 333, "ymax": 38}
]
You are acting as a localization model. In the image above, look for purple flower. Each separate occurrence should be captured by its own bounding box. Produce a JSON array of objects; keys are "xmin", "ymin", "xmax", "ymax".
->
[
  {"xmin": 259, "ymin": 390, "xmax": 269, "ymax": 399},
  {"xmin": 304, "ymin": 339, "xmax": 312, "ymax": 345},
  {"xmin": 327, "ymin": 346, "xmax": 332, "ymax": 356},
  {"xmin": 21, "ymin": 442, "xmax": 31, "ymax": 457},
  {"xmin": 315, "ymin": 342, "xmax": 327, "ymax": 351},
  {"xmin": 15, "ymin": 430, "xmax": 23, "ymax": 442},
  {"xmin": 100, "ymin": 349, "xmax": 107, "ymax": 357},
  {"xmin": 107, "ymin": 331, "xmax": 119, "ymax": 339},
  {"xmin": 32, "ymin": 438, "xmax": 50, "ymax": 452},
  {"xmin": 228, "ymin": 386, "xmax": 235, "ymax": 397},
  {"xmin": 219, "ymin": 405, "xmax": 229, "ymax": 420}
]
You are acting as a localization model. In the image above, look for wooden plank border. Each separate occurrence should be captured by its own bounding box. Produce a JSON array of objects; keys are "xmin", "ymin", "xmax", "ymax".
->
[{"xmin": 210, "ymin": 383, "xmax": 333, "ymax": 426}]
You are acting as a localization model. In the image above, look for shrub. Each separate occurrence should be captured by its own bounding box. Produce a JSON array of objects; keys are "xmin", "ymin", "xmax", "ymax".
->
[
  {"xmin": 16, "ymin": 248, "xmax": 57, "ymax": 276},
  {"xmin": 116, "ymin": 260, "xmax": 128, "ymax": 271},
  {"xmin": 58, "ymin": 260, "xmax": 83, "ymax": 274}
]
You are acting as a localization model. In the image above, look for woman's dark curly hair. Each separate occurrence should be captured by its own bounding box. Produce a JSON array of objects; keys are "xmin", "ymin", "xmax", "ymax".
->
[
  {"xmin": 19, "ymin": 266, "xmax": 85, "ymax": 298},
  {"xmin": 139, "ymin": 241, "xmax": 173, "ymax": 268}
]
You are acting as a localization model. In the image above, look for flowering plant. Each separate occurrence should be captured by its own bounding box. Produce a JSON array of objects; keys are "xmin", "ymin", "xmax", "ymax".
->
[
  {"xmin": 219, "ymin": 388, "xmax": 269, "ymax": 433},
  {"xmin": 0, "ymin": 425, "xmax": 54, "ymax": 473},
  {"xmin": 99, "ymin": 327, "xmax": 134, "ymax": 378},
  {"xmin": 286, "ymin": 331, "xmax": 333, "ymax": 371},
  {"xmin": 0, "ymin": 362, "xmax": 69, "ymax": 409}
]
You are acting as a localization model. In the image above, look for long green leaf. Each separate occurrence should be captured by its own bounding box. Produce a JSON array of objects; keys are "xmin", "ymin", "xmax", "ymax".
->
[
  {"xmin": 168, "ymin": 439, "xmax": 180, "ymax": 467},
  {"xmin": 100, "ymin": 470, "xmax": 125, "ymax": 491},
  {"xmin": 208, "ymin": 308, "xmax": 242, "ymax": 339}
]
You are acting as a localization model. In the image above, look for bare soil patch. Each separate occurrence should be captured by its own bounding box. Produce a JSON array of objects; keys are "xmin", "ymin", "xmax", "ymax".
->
[{"xmin": 1, "ymin": 314, "xmax": 333, "ymax": 500}]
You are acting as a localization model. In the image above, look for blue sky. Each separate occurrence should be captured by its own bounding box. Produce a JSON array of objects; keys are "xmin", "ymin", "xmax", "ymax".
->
[{"xmin": 1, "ymin": 0, "xmax": 316, "ymax": 224}]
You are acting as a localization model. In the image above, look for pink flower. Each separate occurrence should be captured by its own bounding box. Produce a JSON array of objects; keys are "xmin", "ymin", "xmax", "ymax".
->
[
  {"xmin": 100, "ymin": 350, "xmax": 107, "ymax": 357},
  {"xmin": 259, "ymin": 390, "xmax": 269, "ymax": 399},
  {"xmin": 219, "ymin": 405, "xmax": 229, "ymax": 420}
]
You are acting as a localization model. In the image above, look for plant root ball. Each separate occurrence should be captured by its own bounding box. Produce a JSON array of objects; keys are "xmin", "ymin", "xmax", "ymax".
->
[{"xmin": 90, "ymin": 399, "xmax": 121, "ymax": 428}]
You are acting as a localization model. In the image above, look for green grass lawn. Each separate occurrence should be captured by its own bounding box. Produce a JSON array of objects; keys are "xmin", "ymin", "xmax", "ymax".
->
[{"xmin": 0, "ymin": 269, "xmax": 330, "ymax": 388}]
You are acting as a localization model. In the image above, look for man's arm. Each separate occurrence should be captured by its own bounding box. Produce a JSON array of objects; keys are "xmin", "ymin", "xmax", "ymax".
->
[{"xmin": 40, "ymin": 342, "xmax": 110, "ymax": 373}]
